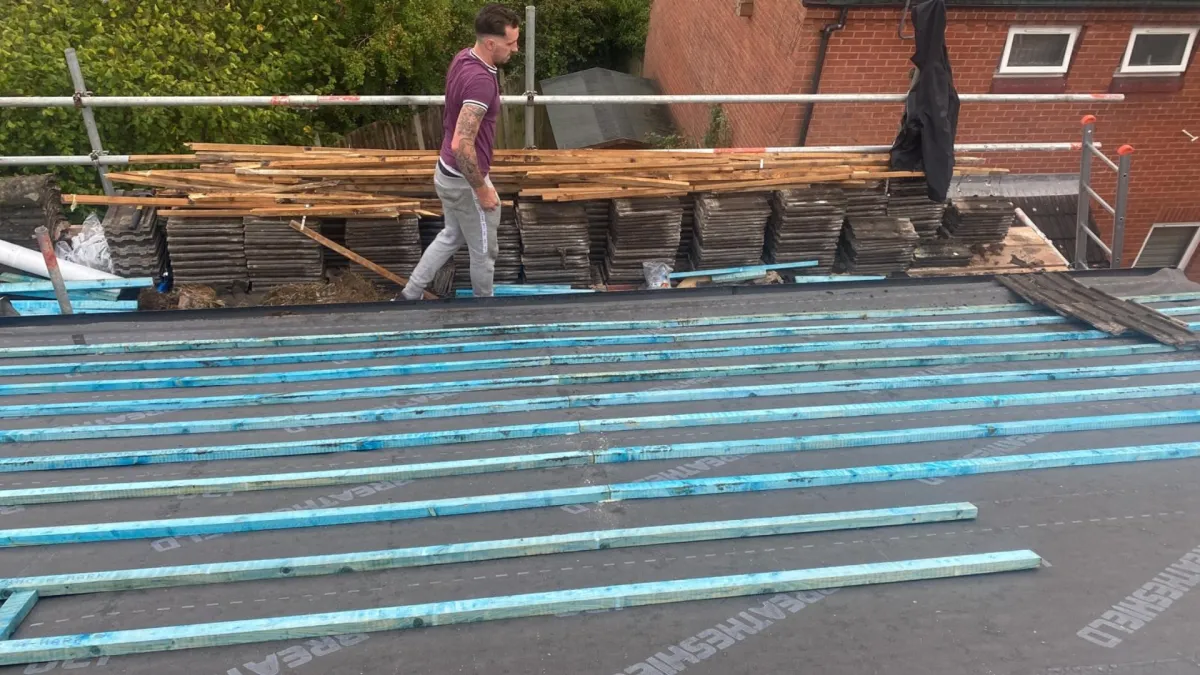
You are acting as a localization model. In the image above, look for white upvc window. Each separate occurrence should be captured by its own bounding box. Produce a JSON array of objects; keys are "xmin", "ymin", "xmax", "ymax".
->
[
  {"xmin": 1132, "ymin": 223, "xmax": 1200, "ymax": 269},
  {"xmin": 998, "ymin": 26, "xmax": 1081, "ymax": 75},
  {"xmin": 1119, "ymin": 27, "xmax": 1198, "ymax": 74}
]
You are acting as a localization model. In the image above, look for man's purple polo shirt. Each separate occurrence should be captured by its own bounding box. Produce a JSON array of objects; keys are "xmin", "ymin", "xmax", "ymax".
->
[{"xmin": 439, "ymin": 47, "xmax": 501, "ymax": 179}]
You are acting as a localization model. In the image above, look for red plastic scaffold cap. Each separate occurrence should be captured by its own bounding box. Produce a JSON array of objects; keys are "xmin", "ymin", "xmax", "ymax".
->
[
  {"xmin": 1081, "ymin": 115, "xmax": 1097, "ymax": 125},
  {"xmin": 1117, "ymin": 145, "xmax": 1135, "ymax": 155}
]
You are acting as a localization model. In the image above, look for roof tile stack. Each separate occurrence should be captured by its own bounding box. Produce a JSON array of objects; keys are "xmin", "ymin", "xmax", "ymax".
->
[
  {"xmin": 242, "ymin": 217, "xmax": 324, "ymax": 288},
  {"xmin": 603, "ymin": 197, "xmax": 683, "ymax": 284},
  {"xmin": 584, "ymin": 200, "xmax": 611, "ymax": 271},
  {"xmin": 344, "ymin": 215, "xmax": 422, "ymax": 285},
  {"xmin": 517, "ymin": 202, "xmax": 591, "ymax": 286},
  {"xmin": 941, "ymin": 198, "xmax": 1017, "ymax": 244},
  {"xmin": 766, "ymin": 187, "xmax": 847, "ymax": 272},
  {"xmin": 418, "ymin": 215, "xmax": 443, "ymax": 251},
  {"xmin": 690, "ymin": 193, "xmax": 771, "ymax": 269},
  {"xmin": 675, "ymin": 196, "xmax": 696, "ymax": 273},
  {"xmin": 887, "ymin": 178, "xmax": 948, "ymax": 240},
  {"xmin": 103, "ymin": 205, "xmax": 168, "ymax": 280},
  {"xmin": 318, "ymin": 220, "xmax": 348, "ymax": 272},
  {"xmin": 165, "ymin": 217, "xmax": 247, "ymax": 286},
  {"xmin": 843, "ymin": 181, "xmax": 889, "ymax": 220},
  {"xmin": 0, "ymin": 175, "xmax": 68, "ymax": 243},
  {"xmin": 429, "ymin": 259, "xmax": 456, "ymax": 297},
  {"xmin": 836, "ymin": 216, "xmax": 919, "ymax": 275}
]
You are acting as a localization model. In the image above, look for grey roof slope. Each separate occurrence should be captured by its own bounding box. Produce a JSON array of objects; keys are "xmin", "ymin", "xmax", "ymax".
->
[{"xmin": 540, "ymin": 67, "xmax": 675, "ymax": 149}]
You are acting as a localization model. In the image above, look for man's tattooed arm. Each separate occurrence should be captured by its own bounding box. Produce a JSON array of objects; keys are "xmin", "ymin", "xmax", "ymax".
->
[{"xmin": 451, "ymin": 104, "xmax": 487, "ymax": 190}]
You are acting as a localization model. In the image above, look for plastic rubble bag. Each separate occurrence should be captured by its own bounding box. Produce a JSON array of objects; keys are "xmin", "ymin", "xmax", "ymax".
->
[
  {"xmin": 60, "ymin": 213, "xmax": 114, "ymax": 274},
  {"xmin": 642, "ymin": 261, "xmax": 672, "ymax": 289}
]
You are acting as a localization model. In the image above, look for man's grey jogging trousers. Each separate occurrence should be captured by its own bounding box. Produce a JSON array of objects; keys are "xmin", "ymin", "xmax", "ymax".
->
[{"xmin": 402, "ymin": 166, "xmax": 500, "ymax": 299}]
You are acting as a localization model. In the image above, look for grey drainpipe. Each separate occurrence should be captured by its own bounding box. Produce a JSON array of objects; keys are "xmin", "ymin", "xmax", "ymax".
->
[{"xmin": 797, "ymin": 6, "xmax": 850, "ymax": 146}]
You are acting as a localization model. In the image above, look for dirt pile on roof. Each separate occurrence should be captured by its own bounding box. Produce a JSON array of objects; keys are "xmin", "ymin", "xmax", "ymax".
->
[
  {"xmin": 262, "ymin": 272, "xmax": 391, "ymax": 306},
  {"xmin": 137, "ymin": 285, "xmax": 226, "ymax": 311}
]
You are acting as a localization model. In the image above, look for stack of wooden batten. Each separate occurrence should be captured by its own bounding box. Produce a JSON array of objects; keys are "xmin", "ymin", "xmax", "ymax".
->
[{"xmin": 83, "ymin": 144, "xmax": 999, "ymax": 216}]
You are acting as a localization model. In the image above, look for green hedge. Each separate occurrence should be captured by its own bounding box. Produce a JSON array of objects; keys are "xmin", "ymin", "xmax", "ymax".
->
[{"xmin": 0, "ymin": 0, "xmax": 649, "ymax": 194}]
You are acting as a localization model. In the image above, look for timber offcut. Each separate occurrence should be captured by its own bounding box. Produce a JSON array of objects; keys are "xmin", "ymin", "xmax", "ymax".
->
[{"xmin": 998, "ymin": 272, "xmax": 1200, "ymax": 348}]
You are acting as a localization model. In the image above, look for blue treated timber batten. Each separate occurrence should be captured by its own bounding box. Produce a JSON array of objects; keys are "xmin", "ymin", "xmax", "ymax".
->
[
  {"xmin": 5, "ymin": 354, "xmax": 1195, "ymax": 420},
  {"xmin": 7, "ymin": 289, "xmax": 121, "ymax": 301},
  {"xmin": 9, "ymin": 300, "xmax": 138, "ymax": 312},
  {"xmin": 794, "ymin": 275, "xmax": 887, "ymax": 284},
  {"xmin": 2, "ymin": 291, "xmax": 1196, "ymax": 360},
  {"xmin": 2, "ymin": 405, "xmax": 1196, "ymax": 475},
  {"xmin": 495, "ymin": 284, "xmax": 586, "ymax": 292},
  {"xmin": 10, "ymin": 307, "xmax": 128, "ymax": 316},
  {"xmin": 706, "ymin": 270, "xmax": 772, "ymax": 283},
  {"xmin": 670, "ymin": 261, "xmax": 819, "ymax": 279},
  {"xmin": 7, "ymin": 378, "xmax": 1199, "ymax": 443},
  {"xmin": 0, "ymin": 551, "xmax": 1040, "ymax": 666},
  {"xmin": 0, "ymin": 552, "xmax": 1041, "ymax": 662},
  {"xmin": 457, "ymin": 286, "xmax": 595, "ymax": 297},
  {"xmin": 3, "ymin": 412, "xmax": 1196, "ymax": 500},
  {"xmin": 0, "ymin": 341, "xmax": 1181, "ymax": 398},
  {"xmin": 0, "ymin": 503, "xmax": 977, "ymax": 596},
  {"xmin": 7, "ymin": 313, "xmax": 1200, "ymax": 378},
  {"xmin": 0, "ymin": 273, "xmax": 42, "ymax": 283},
  {"xmin": 0, "ymin": 443, "xmax": 1195, "ymax": 545},
  {"xmin": 13, "ymin": 309, "xmax": 1198, "ymax": 376},
  {"xmin": 0, "ymin": 590, "xmax": 36, "ymax": 640},
  {"xmin": 498, "ymin": 284, "xmax": 576, "ymax": 290},
  {"xmin": 0, "ymin": 278, "xmax": 151, "ymax": 293}
]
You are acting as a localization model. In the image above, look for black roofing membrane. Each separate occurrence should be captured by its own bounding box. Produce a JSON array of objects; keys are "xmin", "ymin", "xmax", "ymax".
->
[{"xmin": 2, "ymin": 269, "xmax": 1200, "ymax": 675}]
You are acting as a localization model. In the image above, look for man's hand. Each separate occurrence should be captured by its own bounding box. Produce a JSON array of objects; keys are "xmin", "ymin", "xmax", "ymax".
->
[{"xmin": 476, "ymin": 184, "xmax": 500, "ymax": 212}]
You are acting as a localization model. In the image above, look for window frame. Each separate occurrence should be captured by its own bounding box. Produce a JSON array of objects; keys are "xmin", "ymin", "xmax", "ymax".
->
[
  {"xmin": 1132, "ymin": 222, "xmax": 1200, "ymax": 269},
  {"xmin": 998, "ymin": 26, "xmax": 1081, "ymax": 76},
  {"xmin": 1119, "ymin": 26, "xmax": 1199, "ymax": 75}
]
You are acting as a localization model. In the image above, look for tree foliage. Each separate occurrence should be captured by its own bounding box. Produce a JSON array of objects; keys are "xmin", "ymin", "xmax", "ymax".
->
[
  {"xmin": 0, "ymin": 0, "xmax": 356, "ymax": 191},
  {"xmin": 498, "ymin": 0, "xmax": 651, "ymax": 81},
  {"xmin": 0, "ymin": 0, "xmax": 650, "ymax": 193}
]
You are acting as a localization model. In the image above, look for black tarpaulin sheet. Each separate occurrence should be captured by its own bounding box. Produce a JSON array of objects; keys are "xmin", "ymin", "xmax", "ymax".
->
[{"xmin": 889, "ymin": 0, "xmax": 960, "ymax": 203}]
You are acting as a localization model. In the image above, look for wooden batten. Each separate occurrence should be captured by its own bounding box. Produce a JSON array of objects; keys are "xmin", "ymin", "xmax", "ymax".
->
[{"xmin": 94, "ymin": 144, "xmax": 999, "ymax": 213}]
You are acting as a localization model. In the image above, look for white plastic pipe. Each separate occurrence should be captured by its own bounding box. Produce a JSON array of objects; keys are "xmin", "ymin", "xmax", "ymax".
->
[{"xmin": 0, "ymin": 238, "xmax": 119, "ymax": 281}]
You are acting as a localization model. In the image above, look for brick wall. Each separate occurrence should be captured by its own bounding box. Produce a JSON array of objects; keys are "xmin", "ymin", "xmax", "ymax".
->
[
  {"xmin": 644, "ymin": 2, "xmax": 1200, "ymax": 277},
  {"xmin": 644, "ymin": 0, "xmax": 810, "ymax": 145},
  {"xmin": 800, "ymin": 7, "xmax": 1200, "ymax": 269}
]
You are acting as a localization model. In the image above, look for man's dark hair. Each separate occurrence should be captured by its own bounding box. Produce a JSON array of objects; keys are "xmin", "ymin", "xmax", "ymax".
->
[{"xmin": 475, "ymin": 4, "xmax": 520, "ymax": 38}]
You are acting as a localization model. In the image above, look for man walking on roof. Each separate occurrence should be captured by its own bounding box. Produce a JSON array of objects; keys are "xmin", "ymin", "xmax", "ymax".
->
[{"xmin": 402, "ymin": 4, "xmax": 521, "ymax": 300}]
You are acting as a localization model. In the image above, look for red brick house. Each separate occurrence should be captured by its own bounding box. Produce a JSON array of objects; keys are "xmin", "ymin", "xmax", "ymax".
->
[{"xmin": 644, "ymin": 0, "xmax": 1200, "ymax": 278}]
